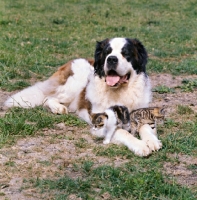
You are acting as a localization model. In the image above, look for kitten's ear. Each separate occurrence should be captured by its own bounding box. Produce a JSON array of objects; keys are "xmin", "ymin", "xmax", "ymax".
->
[
  {"xmin": 104, "ymin": 113, "xmax": 108, "ymax": 119},
  {"xmin": 98, "ymin": 113, "xmax": 108, "ymax": 123},
  {"xmin": 153, "ymin": 106, "xmax": 166, "ymax": 117},
  {"xmin": 89, "ymin": 113, "xmax": 96, "ymax": 122}
]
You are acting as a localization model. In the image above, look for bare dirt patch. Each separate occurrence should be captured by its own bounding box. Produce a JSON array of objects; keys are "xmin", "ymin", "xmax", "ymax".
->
[
  {"xmin": 149, "ymin": 73, "xmax": 197, "ymax": 115},
  {"xmin": 150, "ymin": 73, "xmax": 197, "ymax": 88},
  {"xmin": 0, "ymin": 73, "xmax": 197, "ymax": 199},
  {"xmin": 0, "ymin": 124, "xmax": 113, "ymax": 200},
  {"xmin": 164, "ymin": 153, "xmax": 197, "ymax": 189}
]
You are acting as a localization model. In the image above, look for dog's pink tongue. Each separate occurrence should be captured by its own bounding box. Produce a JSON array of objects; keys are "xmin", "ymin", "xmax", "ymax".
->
[{"xmin": 106, "ymin": 76, "xmax": 120, "ymax": 86}]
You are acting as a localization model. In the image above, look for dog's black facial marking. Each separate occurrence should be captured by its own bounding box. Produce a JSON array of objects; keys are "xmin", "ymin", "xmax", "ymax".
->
[
  {"xmin": 123, "ymin": 38, "xmax": 148, "ymax": 74},
  {"xmin": 121, "ymin": 47, "xmax": 131, "ymax": 61},
  {"xmin": 94, "ymin": 38, "xmax": 148, "ymax": 78},
  {"xmin": 104, "ymin": 45, "xmax": 112, "ymax": 55},
  {"xmin": 94, "ymin": 38, "xmax": 110, "ymax": 78}
]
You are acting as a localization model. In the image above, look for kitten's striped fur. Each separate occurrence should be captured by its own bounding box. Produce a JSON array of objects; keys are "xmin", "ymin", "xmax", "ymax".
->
[
  {"xmin": 130, "ymin": 106, "xmax": 165, "ymax": 135},
  {"xmin": 91, "ymin": 106, "xmax": 165, "ymax": 144}
]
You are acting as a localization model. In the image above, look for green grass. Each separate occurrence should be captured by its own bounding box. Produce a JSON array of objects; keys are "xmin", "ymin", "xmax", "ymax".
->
[
  {"xmin": 180, "ymin": 79, "xmax": 197, "ymax": 92},
  {"xmin": 0, "ymin": 107, "xmax": 86, "ymax": 147},
  {"xmin": 1, "ymin": 0, "xmax": 197, "ymax": 199},
  {"xmin": 152, "ymin": 78, "xmax": 197, "ymax": 94},
  {"xmin": 35, "ymin": 163, "xmax": 196, "ymax": 199},
  {"xmin": 152, "ymin": 85, "xmax": 175, "ymax": 94},
  {"xmin": 1, "ymin": 0, "xmax": 197, "ymax": 91}
]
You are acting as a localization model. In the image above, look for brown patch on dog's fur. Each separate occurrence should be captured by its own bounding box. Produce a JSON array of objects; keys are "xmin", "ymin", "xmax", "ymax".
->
[
  {"xmin": 87, "ymin": 58, "xmax": 94, "ymax": 66},
  {"xmin": 78, "ymin": 87, "xmax": 92, "ymax": 114},
  {"xmin": 50, "ymin": 59, "xmax": 94, "ymax": 85},
  {"xmin": 51, "ymin": 60, "xmax": 74, "ymax": 85}
]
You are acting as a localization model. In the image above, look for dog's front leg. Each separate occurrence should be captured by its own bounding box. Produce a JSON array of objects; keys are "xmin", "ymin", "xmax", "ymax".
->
[
  {"xmin": 139, "ymin": 124, "xmax": 162, "ymax": 152},
  {"xmin": 111, "ymin": 129, "xmax": 152, "ymax": 157}
]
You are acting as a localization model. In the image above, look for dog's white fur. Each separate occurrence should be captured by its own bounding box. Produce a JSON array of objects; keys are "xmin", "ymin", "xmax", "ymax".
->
[
  {"xmin": 86, "ymin": 69, "xmax": 151, "ymax": 114},
  {"xmin": 5, "ymin": 59, "xmax": 93, "ymax": 114},
  {"xmin": 4, "ymin": 38, "xmax": 162, "ymax": 157},
  {"xmin": 91, "ymin": 125, "xmax": 153, "ymax": 157}
]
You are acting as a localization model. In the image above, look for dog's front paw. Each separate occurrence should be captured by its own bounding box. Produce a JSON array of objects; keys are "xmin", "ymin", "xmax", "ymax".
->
[
  {"xmin": 139, "ymin": 124, "xmax": 162, "ymax": 152},
  {"xmin": 146, "ymin": 138, "xmax": 162, "ymax": 152},
  {"xmin": 131, "ymin": 140, "xmax": 152, "ymax": 157}
]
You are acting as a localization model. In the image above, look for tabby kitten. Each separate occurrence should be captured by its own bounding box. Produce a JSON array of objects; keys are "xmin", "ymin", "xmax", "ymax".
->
[
  {"xmin": 91, "ymin": 105, "xmax": 131, "ymax": 144},
  {"xmin": 91, "ymin": 106, "xmax": 165, "ymax": 144},
  {"xmin": 130, "ymin": 106, "xmax": 165, "ymax": 135}
]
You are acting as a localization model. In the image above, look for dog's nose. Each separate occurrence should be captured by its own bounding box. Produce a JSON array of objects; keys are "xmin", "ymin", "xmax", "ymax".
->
[{"xmin": 107, "ymin": 56, "xmax": 118, "ymax": 65}]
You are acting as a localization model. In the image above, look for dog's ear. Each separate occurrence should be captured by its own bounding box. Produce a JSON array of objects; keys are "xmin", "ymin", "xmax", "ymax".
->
[
  {"xmin": 94, "ymin": 38, "xmax": 109, "ymax": 78},
  {"xmin": 127, "ymin": 38, "xmax": 148, "ymax": 74}
]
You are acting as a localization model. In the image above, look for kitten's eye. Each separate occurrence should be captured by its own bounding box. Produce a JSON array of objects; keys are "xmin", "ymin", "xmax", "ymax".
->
[
  {"xmin": 97, "ymin": 117, "xmax": 102, "ymax": 123},
  {"xmin": 98, "ymin": 124, "xmax": 104, "ymax": 127}
]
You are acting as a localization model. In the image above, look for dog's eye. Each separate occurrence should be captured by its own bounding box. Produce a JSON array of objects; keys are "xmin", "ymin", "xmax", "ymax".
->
[
  {"xmin": 105, "ymin": 46, "xmax": 112, "ymax": 55},
  {"xmin": 121, "ymin": 47, "xmax": 130, "ymax": 57},
  {"xmin": 122, "ymin": 50, "xmax": 129, "ymax": 57}
]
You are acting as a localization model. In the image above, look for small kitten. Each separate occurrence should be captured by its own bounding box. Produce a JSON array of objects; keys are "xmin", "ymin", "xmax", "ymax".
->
[
  {"xmin": 91, "ymin": 105, "xmax": 131, "ymax": 144},
  {"xmin": 130, "ymin": 106, "xmax": 165, "ymax": 135},
  {"xmin": 91, "ymin": 105, "xmax": 165, "ymax": 144}
]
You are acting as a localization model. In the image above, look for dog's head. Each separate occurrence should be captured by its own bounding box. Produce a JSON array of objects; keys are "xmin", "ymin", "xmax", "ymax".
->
[{"xmin": 94, "ymin": 38, "xmax": 148, "ymax": 87}]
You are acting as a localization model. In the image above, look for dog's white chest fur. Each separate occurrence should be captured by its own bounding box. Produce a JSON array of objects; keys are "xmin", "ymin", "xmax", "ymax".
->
[{"xmin": 86, "ymin": 72, "xmax": 152, "ymax": 113}]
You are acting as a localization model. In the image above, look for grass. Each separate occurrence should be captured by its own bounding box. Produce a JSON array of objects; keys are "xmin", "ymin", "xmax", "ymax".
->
[
  {"xmin": 180, "ymin": 79, "xmax": 197, "ymax": 92},
  {"xmin": 0, "ymin": 107, "xmax": 86, "ymax": 147},
  {"xmin": 0, "ymin": 0, "xmax": 197, "ymax": 91},
  {"xmin": 35, "ymin": 163, "xmax": 196, "ymax": 200},
  {"xmin": 152, "ymin": 85, "xmax": 175, "ymax": 94},
  {"xmin": 152, "ymin": 79, "xmax": 197, "ymax": 94},
  {"xmin": 0, "ymin": 0, "xmax": 197, "ymax": 199}
]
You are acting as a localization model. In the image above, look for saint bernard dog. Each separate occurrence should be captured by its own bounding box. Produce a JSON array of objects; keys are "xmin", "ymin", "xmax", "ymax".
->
[{"xmin": 4, "ymin": 37, "xmax": 162, "ymax": 156}]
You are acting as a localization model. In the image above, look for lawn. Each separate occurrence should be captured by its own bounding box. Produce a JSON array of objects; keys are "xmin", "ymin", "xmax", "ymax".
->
[{"xmin": 0, "ymin": 0, "xmax": 197, "ymax": 199}]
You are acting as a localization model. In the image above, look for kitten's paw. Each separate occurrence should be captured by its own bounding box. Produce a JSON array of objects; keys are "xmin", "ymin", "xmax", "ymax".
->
[
  {"xmin": 103, "ymin": 139, "xmax": 110, "ymax": 144},
  {"xmin": 146, "ymin": 139, "xmax": 162, "ymax": 151}
]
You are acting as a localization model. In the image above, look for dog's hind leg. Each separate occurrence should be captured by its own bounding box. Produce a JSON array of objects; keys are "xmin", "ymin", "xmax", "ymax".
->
[{"xmin": 4, "ymin": 80, "xmax": 50, "ymax": 109}]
